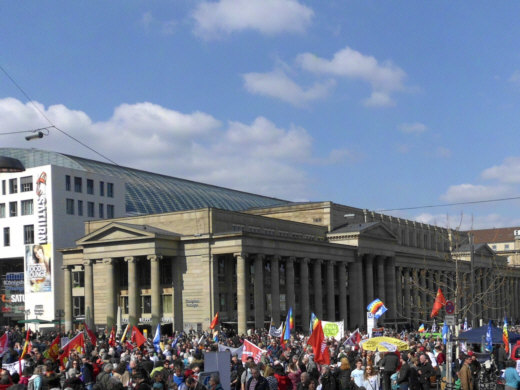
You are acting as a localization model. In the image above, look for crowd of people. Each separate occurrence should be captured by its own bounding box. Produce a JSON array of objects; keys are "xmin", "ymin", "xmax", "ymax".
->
[{"xmin": 0, "ymin": 325, "xmax": 513, "ymax": 390}]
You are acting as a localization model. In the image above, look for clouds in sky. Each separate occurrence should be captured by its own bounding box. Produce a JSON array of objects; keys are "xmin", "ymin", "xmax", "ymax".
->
[
  {"xmin": 192, "ymin": 0, "xmax": 313, "ymax": 37},
  {"xmin": 243, "ymin": 46, "xmax": 408, "ymax": 108},
  {"xmin": 0, "ymin": 98, "xmax": 352, "ymax": 200},
  {"xmin": 398, "ymin": 122, "xmax": 427, "ymax": 134},
  {"xmin": 242, "ymin": 70, "xmax": 335, "ymax": 107}
]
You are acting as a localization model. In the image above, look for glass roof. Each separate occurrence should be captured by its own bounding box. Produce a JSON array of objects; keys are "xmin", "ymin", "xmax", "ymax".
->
[{"xmin": 0, "ymin": 148, "xmax": 289, "ymax": 215}]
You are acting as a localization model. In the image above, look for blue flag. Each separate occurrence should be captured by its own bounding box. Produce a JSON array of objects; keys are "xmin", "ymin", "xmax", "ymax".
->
[
  {"xmin": 442, "ymin": 323, "xmax": 449, "ymax": 344},
  {"xmin": 374, "ymin": 304, "xmax": 387, "ymax": 319},
  {"xmin": 153, "ymin": 323, "xmax": 161, "ymax": 353},
  {"xmin": 485, "ymin": 320, "xmax": 493, "ymax": 352}
]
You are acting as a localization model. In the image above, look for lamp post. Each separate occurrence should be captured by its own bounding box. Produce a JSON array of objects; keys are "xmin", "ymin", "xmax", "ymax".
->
[{"xmin": 56, "ymin": 309, "xmax": 64, "ymax": 335}]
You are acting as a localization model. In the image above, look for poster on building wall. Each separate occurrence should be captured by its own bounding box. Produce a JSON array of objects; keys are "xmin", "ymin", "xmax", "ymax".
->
[
  {"xmin": 2, "ymin": 272, "xmax": 25, "ymax": 317},
  {"xmin": 25, "ymin": 244, "xmax": 52, "ymax": 292}
]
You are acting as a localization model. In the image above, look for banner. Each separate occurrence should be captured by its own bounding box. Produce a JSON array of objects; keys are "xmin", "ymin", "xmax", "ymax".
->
[
  {"xmin": 218, "ymin": 344, "xmax": 243, "ymax": 358},
  {"xmin": 241, "ymin": 340, "xmax": 264, "ymax": 363},
  {"xmin": 25, "ymin": 244, "xmax": 52, "ymax": 293},
  {"xmin": 321, "ymin": 321, "xmax": 344, "ymax": 341},
  {"xmin": 0, "ymin": 333, "xmax": 8, "ymax": 356},
  {"xmin": 2, "ymin": 360, "xmax": 25, "ymax": 375}
]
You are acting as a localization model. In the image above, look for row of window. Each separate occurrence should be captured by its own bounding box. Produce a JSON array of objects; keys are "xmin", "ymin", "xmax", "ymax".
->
[
  {"xmin": 0, "ymin": 200, "xmax": 33, "ymax": 218},
  {"xmin": 1, "ymin": 176, "xmax": 33, "ymax": 195},
  {"xmin": 65, "ymin": 199, "xmax": 114, "ymax": 219},
  {"xmin": 72, "ymin": 295, "xmax": 173, "ymax": 317},
  {"xmin": 65, "ymin": 176, "xmax": 114, "ymax": 197},
  {"xmin": 2, "ymin": 225, "xmax": 34, "ymax": 246}
]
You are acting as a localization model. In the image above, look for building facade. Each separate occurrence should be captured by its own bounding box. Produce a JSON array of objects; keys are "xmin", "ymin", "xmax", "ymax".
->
[{"xmin": 472, "ymin": 227, "xmax": 520, "ymax": 266}]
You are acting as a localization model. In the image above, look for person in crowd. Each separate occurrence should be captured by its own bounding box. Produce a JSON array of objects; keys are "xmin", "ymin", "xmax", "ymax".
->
[
  {"xmin": 351, "ymin": 359, "xmax": 365, "ymax": 388},
  {"xmin": 458, "ymin": 355, "xmax": 473, "ymax": 390},
  {"xmin": 503, "ymin": 360, "xmax": 520, "ymax": 390}
]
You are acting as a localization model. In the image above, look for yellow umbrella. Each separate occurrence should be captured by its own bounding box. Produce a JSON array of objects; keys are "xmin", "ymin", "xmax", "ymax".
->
[{"xmin": 360, "ymin": 336, "xmax": 409, "ymax": 352}]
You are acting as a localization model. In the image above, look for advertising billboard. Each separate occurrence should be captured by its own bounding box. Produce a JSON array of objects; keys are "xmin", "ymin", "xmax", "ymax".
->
[
  {"xmin": 25, "ymin": 244, "xmax": 52, "ymax": 293},
  {"xmin": 1, "ymin": 272, "xmax": 25, "ymax": 317}
]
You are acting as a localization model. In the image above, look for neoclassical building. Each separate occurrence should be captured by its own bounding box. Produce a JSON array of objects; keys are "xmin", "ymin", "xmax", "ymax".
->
[{"xmin": 61, "ymin": 202, "xmax": 520, "ymax": 334}]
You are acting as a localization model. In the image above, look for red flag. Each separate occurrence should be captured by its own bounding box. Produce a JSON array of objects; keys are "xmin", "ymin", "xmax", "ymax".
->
[
  {"xmin": 430, "ymin": 288, "xmax": 447, "ymax": 318},
  {"xmin": 210, "ymin": 312, "xmax": 219, "ymax": 330},
  {"xmin": 108, "ymin": 326, "xmax": 116, "ymax": 347},
  {"xmin": 59, "ymin": 333, "xmax": 85, "ymax": 367},
  {"xmin": 19, "ymin": 329, "xmax": 31, "ymax": 360},
  {"xmin": 43, "ymin": 335, "xmax": 60, "ymax": 361},
  {"xmin": 0, "ymin": 333, "xmax": 8, "ymax": 357},
  {"xmin": 84, "ymin": 322, "xmax": 97, "ymax": 346},
  {"xmin": 131, "ymin": 326, "xmax": 146, "ymax": 347},
  {"xmin": 125, "ymin": 340, "xmax": 134, "ymax": 350},
  {"xmin": 307, "ymin": 320, "xmax": 330, "ymax": 365},
  {"xmin": 241, "ymin": 339, "xmax": 264, "ymax": 364}
]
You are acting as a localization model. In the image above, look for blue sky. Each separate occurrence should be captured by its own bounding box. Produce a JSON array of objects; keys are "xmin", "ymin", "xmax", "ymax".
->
[{"xmin": 2, "ymin": 0, "xmax": 520, "ymax": 229}]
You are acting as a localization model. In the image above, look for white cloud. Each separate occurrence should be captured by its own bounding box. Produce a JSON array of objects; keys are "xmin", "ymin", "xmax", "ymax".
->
[
  {"xmin": 242, "ymin": 70, "xmax": 335, "ymax": 106},
  {"xmin": 140, "ymin": 12, "xmax": 176, "ymax": 35},
  {"xmin": 440, "ymin": 183, "xmax": 512, "ymax": 203},
  {"xmin": 398, "ymin": 122, "xmax": 427, "ymax": 134},
  {"xmin": 192, "ymin": 0, "xmax": 313, "ymax": 38},
  {"xmin": 0, "ymin": 98, "xmax": 329, "ymax": 199},
  {"xmin": 481, "ymin": 157, "xmax": 520, "ymax": 184},
  {"xmin": 363, "ymin": 91, "xmax": 395, "ymax": 107},
  {"xmin": 297, "ymin": 46, "xmax": 406, "ymax": 100}
]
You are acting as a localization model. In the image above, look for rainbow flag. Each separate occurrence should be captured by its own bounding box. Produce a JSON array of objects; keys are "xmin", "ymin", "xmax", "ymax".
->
[
  {"xmin": 288, "ymin": 307, "xmax": 294, "ymax": 330},
  {"xmin": 503, "ymin": 317, "xmax": 510, "ymax": 354},
  {"xmin": 309, "ymin": 312, "xmax": 319, "ymax": 334},
  {"xmin": 367, "ymin": 299, "xmax": 384, "ymax": 314},
  {"xmin": 281, "ymin": 307, "xmax": 293, "ymax": 346},
  {"xmin": 418, "ymin": 324, "xmax": 426, "ymax": 333}
]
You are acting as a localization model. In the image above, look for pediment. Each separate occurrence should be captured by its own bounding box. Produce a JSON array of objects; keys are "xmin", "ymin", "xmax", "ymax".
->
[
  {"xmin": 360, "ymin": 224, "xmax": 397, "ymax": 242},
  {"xmin": 76, "ymin": 222, "xmax": 180, "ymax": 245}
]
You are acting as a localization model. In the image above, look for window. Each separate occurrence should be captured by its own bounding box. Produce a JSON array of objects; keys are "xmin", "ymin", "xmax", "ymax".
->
[
  {"xmin": 0, "ymin": 204, "xmax": 4, "ymax": 218},
  {"xmin": 66, "ymin": 199, "xmax": 75, "ymax": 215},
  {"xmin": 87, "ymin": 179, "xmax": 94, "ymax": 195},
  {"xmin": 77, "ymin": 200, "xmax": 83, "ymax": 216},
  {"xmin": 99, "ymin": 203, "xmax": 104, "ymax": 218},
  {"xmin": 107, "ymin": 204, "xmax": 114, "ymax": 219},
  {"xmin": 74, "ymin": 177, "xmax": 82, "ymax": 193},
  {"xmin": 505, "ymin": 244, "xmax": 510, "ymax": 250},
  {"xmin": 1, "ymin": 180, "xmax": 5, "ymax": 195},
  {"xmin": 99, "ymin": 181, "xmax": 105, "ymax": 196},
  {"xmin": 492, "ymin": 245, "xmax": 497, "ymax": 250},
  {"xmin": 72, "ymin": 271, "xmax": 84, "ymax": 288},
  {"xmin": 21, "ymin": 200, "xmax": 33, "ymax": 216},
  {"xmin": 160, "ymin": 259, "xmax": 173, "ymax": 284},
  {"xmin": 107, "ymin": 182, "xmax": 114, "ymax": 198},
  {"xmin": 3, "ymin": 227, "xmax": 9, "ymax": 246},
  {"xmin": 9, "ymin": 202, "xmax": 17, "ymax": 217},
  {"xmin": 65, "ymin": 175, "xmax": 71, "ymax": 191},
  {"xmin": 23, "ymin": 225, "xmax": 34, "ymax": 245},
  {"xmin": 20, "ymin": 176, "xmax": 33, "ymax": 192},
  {"xmin": 120, "ymin": 296, "xmax": 128, "ymax": 314},
  {"xmin": 162, "ymin": 295, "xmax": 172, "ymax": 314},
  {"xmin": 9, "ymin": 179, "xmax": 17, "ymax": 194},
  {"xmin": 73, "ymin": 296, "xmax": 85, "ymax": 317},
  {"xmin": 87, "ymin": 202, "xmax": 95, "ymax": 217},
  {"xmin": 141, "ymin": 296, "xmax": 152, "ymax": 314}
]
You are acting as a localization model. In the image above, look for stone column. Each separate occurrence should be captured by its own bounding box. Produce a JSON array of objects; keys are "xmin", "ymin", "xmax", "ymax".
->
[
  {"xmin": 254, "ymin": 254, "xmax": 265, "ymax": 330},
  {"xmin": 326, "ymin": 261, "xmax": 335, "ymax": 321},
  {"xmin": 300, "ymin": 258, "xmax": 310, "ymax": 330},
  {"xmin": 364, "ymin": 254, "xmax": 375, "ymax": 304},
  {"xmin": 286, "ymin": 257, "xmax": 296, "ymax": 315},
  {"xmin": 338, "ymin": 262, "xmax": 347, "ymax": 329},
  {"xmin": 148, "ymin": 255, "xmax": 162, "ymax": 330},
  {"xmin": 395, "ymin": 267, "xmax": 403, "ymax": 320},
  {"xmin": 83, "ymin": 259, "xmax": 94, "ymax": 328},
  {"xmin": 348, "ymin": 256, "xmax": 364, "ymax": 328},
  {"xmin": 403, "ymin": 268, "xmax": 411, "ymax": 319},
  {"xmin": 376, "ymin": 256, "xmax": 386, "ymax": 303},
  {"xmin": 236, "ymin": 253, "xmax": 247, "ymax": 335},
  {"xmin": 225, "ymin": 257, "xmax": 234, "ymax": 318},
  {"xmin": 125, "ymin": 256, "xmax": 138, "ymax": 326},
  {"xmin": 385, "ymin": 257, "xmax": 396, "ymax": 318},
  {"xmin": 172, "ymin": 257, "xmax": 184, "ymax": 332},
  {"xmin": 411, "ymin": 269, "xmax": 420, "ymax": 324},
  {"xmin": 271, "ymin": 256, "xmax": 281, "ymax": 325},
  {"xmin": 62, "ymin": 265, "xmax": 73, "ymax": 332},
  {"xmin": 313, "ymin": 260, "xmax": 323, "ymax": 318},
  {"xmin": 420, "ymin": 270, "xmax": 427, "ymax": 320},
  {"xmin": 426, "ymin": 271, "xmax": 434, "ymax": 313},
  {"xmin": 102, "ymin": 258, "xmax": 116, "ymax": 329}
]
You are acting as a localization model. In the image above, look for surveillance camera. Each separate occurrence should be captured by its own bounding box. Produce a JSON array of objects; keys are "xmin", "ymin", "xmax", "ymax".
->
[{"xmin": 25, "ymin": 131, "xmax": 44, "ymax": 141}]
